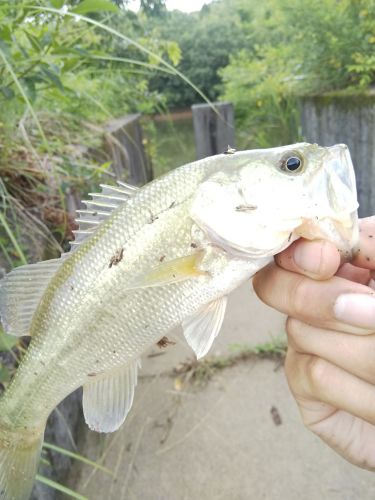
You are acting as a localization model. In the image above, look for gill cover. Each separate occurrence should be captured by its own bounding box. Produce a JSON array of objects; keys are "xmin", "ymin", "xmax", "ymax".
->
[{"xmin": 190, "ymin": 146, "xmax": 308, "ymax": 258}]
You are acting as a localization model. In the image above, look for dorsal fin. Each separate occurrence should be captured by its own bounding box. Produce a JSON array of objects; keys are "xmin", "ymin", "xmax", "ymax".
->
[
  {"xmin": 0, "ymin": 180, "xmax": 140, "ymax": 336},
  {"xmin": 0, "ymin": 257, "xmax": 66, "ymax": 336},
  {"xmin": 72, "ymin": 181, "xmax": 139, "ymax": 250}
]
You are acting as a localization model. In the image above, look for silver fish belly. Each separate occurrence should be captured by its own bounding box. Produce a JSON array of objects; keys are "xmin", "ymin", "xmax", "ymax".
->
[{"xmin": 0, "ymin": 143, "xmax": 359, "ymax": 499}]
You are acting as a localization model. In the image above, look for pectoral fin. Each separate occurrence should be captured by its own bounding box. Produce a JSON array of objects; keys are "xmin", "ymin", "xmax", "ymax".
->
[
  {"xmin": 82, "ymin": 359, "xmax": 139, "ymax": 433},
  {"xmin": 126, "ymin": 252, "xmax": 208, "ymax": 290},
  {"xmin": 182, "ymin": 296, "xmax": 228, "ymax": 359}
]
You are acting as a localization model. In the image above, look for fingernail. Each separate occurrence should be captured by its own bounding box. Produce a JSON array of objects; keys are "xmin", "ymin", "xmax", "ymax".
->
[
  {"xmin": 293, "ymin": 241, "xmax": 325, "ymax": 276},
  {"xmin": 334, "ymin": 293, "xmax": 375, "ymax": 329}
]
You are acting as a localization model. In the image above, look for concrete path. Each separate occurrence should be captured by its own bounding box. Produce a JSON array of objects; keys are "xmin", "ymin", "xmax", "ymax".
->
[{"xmin": 70, "ymin": 283, "xmax": 375, "ymax": 500}]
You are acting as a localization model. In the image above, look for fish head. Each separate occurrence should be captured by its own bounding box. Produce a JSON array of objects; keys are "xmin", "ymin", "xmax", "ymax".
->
[{"xmin": 190, "ymin": 143, "xmax": 359, "ymax": 259}]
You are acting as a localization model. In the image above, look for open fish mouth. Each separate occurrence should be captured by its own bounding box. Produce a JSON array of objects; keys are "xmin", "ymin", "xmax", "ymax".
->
[{"xmin": 296, "ymin": 144, "xmax": 359, "ymax": 257}]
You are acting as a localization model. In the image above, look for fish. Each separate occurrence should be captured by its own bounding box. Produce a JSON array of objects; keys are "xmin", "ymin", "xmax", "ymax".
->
[{"xmin": 0, "ymin": 142, "xmax": 359, "ymax": 499}]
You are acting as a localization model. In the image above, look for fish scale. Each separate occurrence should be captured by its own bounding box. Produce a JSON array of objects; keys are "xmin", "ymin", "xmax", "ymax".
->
[
  {"xmin": 0, "ymin": 158, "xmax": 227, "ymax": 427},
  {"xmin": 0, "ymin": 144, "xmax": 359, "ymax": 499}
]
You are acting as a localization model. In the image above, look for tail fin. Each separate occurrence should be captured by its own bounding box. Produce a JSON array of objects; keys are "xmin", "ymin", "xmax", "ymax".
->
[{"xmin": 0, "ymin": 427, "xmax": 43, "ymax": 500}]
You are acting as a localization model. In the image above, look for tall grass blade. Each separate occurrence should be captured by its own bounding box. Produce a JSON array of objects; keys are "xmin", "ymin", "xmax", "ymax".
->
[
  {"xmin": 88, "ymin": 54, "xmax": 175, "ymax": 74},
  {"xmin": 35, "ymin": 475, "xmax": 88, "ymax": 499},
  {"xmin": 42, "ymin": 442, "xmax": 115, "ymax": 477},
  {"xmin": 0, "ymin": 212, "xmax": 27, "ymax": 265},
  {"xmin": 0, "ymin": 47, "xmax": 48, "ymax": 148},
  {"xmin": 30, "ymin": 6, "xmax": 219, "ymax": 114}
]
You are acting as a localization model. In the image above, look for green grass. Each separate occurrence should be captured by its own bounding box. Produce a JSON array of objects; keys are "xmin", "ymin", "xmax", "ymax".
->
[{"xmin": 174, "ymin": 335, "xmax": 287, "ymax": 386}]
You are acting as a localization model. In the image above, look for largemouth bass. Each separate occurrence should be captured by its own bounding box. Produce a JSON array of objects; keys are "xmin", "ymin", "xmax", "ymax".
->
[{"xmin": 0, "ymin": 143, "xmax": 358, "ymax": 499}]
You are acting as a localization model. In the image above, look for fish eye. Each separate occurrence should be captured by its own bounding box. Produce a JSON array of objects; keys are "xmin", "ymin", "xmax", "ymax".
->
[{"xmin": 279, "ymin": 153, "xmax": 304, "ymax": 174}]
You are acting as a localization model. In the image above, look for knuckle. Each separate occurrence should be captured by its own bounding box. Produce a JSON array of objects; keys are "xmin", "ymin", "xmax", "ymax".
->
[
  {"xmin": 284, "ymin": 349, "xmax": 296, "ymax": 382},
  {"xmin": 288, "ymin": 275, "xmax": 310, "ymax": 317},
  {"xmin": 312, "ymin": 240, "xmax": 337, "ymax": 278},
  {"xmin": 305, "ymin": 356, "xmax": 328, "ymax": 393},
  {"xmin": 285, "ymin": 317, "xmax": 301, "ymax": 349},
  {"xmin": 284, "ymin": 350, "xmax": 310, "ymax": 399}
]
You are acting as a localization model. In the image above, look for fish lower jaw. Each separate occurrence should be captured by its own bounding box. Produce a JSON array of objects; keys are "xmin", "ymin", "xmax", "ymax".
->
[
  {"xmin": 294, "ymin": 215, "xmax": 358, "ymax": 257},
  {"xmin": 294, "ymin": 219, "xmax": 328, "ymax": 240}
]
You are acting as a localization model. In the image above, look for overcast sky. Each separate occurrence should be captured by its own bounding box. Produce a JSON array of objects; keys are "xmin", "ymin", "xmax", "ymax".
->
[{"xmin": 128, "ymin": 0, "xmax": 212, "ymax": 13}]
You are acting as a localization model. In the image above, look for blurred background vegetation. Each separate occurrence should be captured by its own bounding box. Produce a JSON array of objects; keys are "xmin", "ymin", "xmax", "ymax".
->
[
  {"xmin": 0, "ymin": 0, "xmax": 374, "ymax": 319},
  {"xmin": 1, "ymin": 0, "xmax": 375, "ymax": 264},
  {"xmin": 0, "ymin": 0, "xmax": 374, "ymax": 322},
  {"xmin": 1, "ymin": 0, "xmax": 375, "ymax": 493}
]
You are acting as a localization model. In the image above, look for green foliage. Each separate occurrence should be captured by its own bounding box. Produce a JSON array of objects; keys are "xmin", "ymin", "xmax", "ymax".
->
[
  {"xmin": 222, "ymin": 45, "xmax": 300, "ymax": 148},
  {"xmin": 0, "ymin": 0, "xmax": 182, "ymax": 267},
  {"xmin": 0, "ymin": 329, "xmax": 18, "ymax": 353},
  {"xmin": 113, "ymin": 0, "xmax": 166, "ymax": 16},
  {"xmin": 221, "ymin": 0, "xmax": 375, "ymax": 147},
  {"xmin": 140, "ymin": 0, "xmax": 166, "ymax": 16},
  {"xmin": 0, "ymin": 2, "xmax": 213, "ymax": 497},
  {"xmin": 72, "ymin": 0, "xmax": 118, "ymax": 14},
  {"xmin": 230, "ymin": 335, "xmax": 287, "ymax": 357},
  {"xmin": 147, "ymin": 3, "xmax": 247, "ymax": 108},
  {"xmin": 175, "ymin": 335, "xmax": 286, "ymax": 386},
  {"xmin": 0, "ymin": 1, "xmax": 166, "ymax": 125}
]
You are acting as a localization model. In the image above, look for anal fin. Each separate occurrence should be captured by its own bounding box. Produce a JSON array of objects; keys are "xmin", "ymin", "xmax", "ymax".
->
[{"xmin": 82, "ymin": 359, "xmax": 139, "ymax": 433}]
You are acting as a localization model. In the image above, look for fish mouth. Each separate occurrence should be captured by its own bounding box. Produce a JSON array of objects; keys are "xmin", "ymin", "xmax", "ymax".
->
[
  {"xmin": 295, "ymin": 216, "xmax": 358, "ymax": 260},
  {"xmin": 297, "ymin": 144, "xmax": 359, "ymax": 257}
]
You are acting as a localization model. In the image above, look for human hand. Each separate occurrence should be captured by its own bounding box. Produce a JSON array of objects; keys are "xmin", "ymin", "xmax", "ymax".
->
[{"xmin": 253, "ymin": 217, "xmax": 375, "ymax": 470}]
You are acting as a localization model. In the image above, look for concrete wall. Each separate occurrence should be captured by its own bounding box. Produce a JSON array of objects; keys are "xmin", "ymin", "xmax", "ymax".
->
[{"xmin": 300, "ymin": 95, "xmax": 375, "ymax": 217}]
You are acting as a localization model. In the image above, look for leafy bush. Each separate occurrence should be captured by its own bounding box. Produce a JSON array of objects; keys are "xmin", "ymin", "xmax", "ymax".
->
[
  {"xmin": 0, "ymin": 1, "xmax": 186, "ymax": 496},
  {"xmin": 0, "ymin": 0, "xmax": 180, "ymax": 267},
  {"xmin": 221, "ymin": 0, "xmax": 375, "ymax": 147},
  {"xmin": 147, "ymin": 2, "xmax": 247, "ymax": 108}
]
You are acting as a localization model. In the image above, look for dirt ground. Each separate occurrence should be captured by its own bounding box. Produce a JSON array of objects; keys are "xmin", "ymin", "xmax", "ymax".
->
[{"xmin": 70, "ymin": 283, "xmax": 375, "ymax": 500}]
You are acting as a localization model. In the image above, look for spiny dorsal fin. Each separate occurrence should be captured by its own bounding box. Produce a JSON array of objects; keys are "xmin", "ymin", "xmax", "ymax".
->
[
  {"xmin": 72, "ymin": 181, "xmax": 139, "ymax": 249},
  {"xmin": 182, "ymin": 296, "xmax": 228, "ymax": 359},
  {"xmin": 0, "ymin": 257, "xmax": 66, "ymax": 337},
  {"xmin": 0, "ymin": 181, "xmax": 140, "ymax": 336},
  {"xmin": 82, "ymin": 359, "xmax": 139, "ymax": 433}
]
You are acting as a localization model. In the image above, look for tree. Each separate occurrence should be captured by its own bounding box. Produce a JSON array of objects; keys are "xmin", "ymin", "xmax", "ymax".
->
[
  {"xmin": 147, "ymin": 1, "xmax": 246, "ymax": 108},
  {"xmin": 220, "ymin": 0, "xmax": 375, "ymax": 147},
  {"xmin": 112, "ymin": 0, "xmax": 166, "ymax": 15}
]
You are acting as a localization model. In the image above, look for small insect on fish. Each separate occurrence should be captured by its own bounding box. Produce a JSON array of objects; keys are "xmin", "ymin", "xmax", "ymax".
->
[
  {"xmin": 108, "ymin": 248, "xmax": 124, "ymax": 268},
  {"xmin": 156, "ymin": 336, "xmax": 176, "ymax": 348},
  {"xmin": 0, "ymin": 143, "xmax": 359, "ymax": 499}
]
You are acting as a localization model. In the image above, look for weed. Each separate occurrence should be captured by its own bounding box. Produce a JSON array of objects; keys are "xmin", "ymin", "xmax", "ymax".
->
[{"xmin": 173, "ymin": 335, "xmax": 287, "ymax": 386}]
